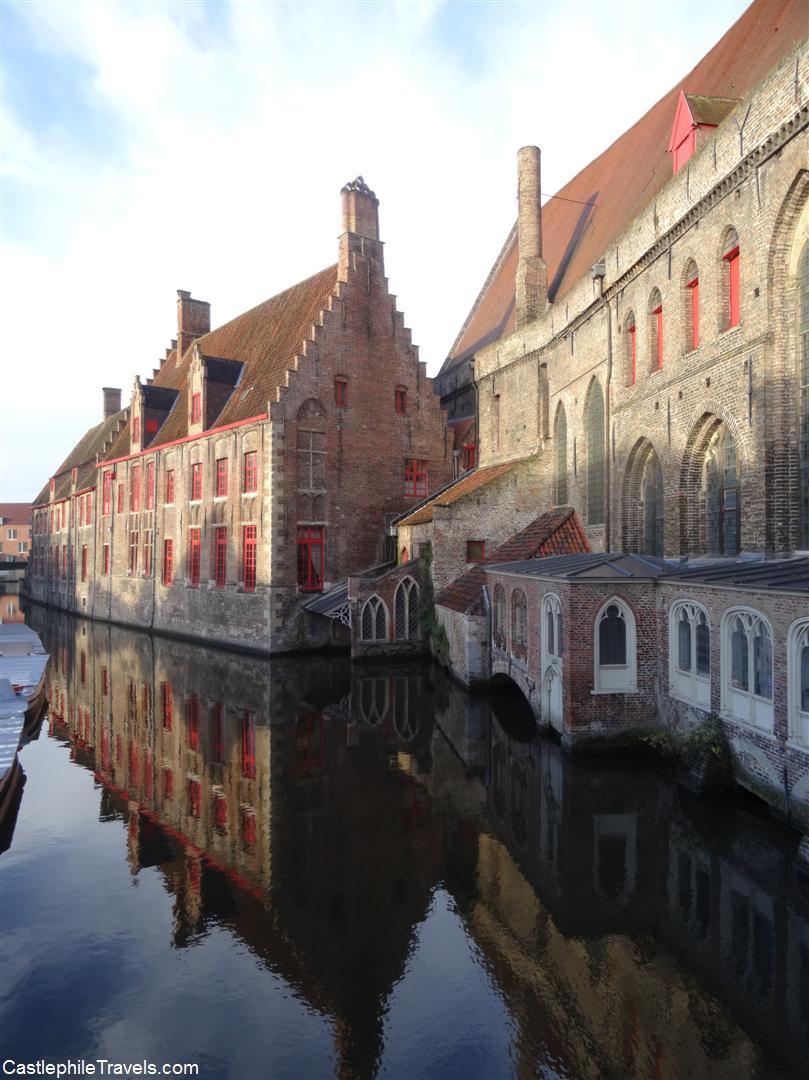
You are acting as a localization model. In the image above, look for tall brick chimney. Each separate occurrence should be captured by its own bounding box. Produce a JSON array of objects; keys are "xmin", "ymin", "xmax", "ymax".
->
[
  {"xmin": 177, "ymin": 291, "xmax": 210, "ymax": 358},
  {"xmin": 515, "ymin": 146, "xmax": 548, "ymax": 328},
  {"xmin": 103, "ymin": 387, "xmax": 121, "ymax": 419},
  {"xmin": 339, "ymin": 177, "xmax": 381, "ymax": 281}
]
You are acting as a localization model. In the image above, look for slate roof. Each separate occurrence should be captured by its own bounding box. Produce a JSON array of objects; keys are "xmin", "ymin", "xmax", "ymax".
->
[
  {"xmin": 104, "ymin": 264, "xmax": 339, "ymax": 459},
  {"xmin": 34, "ymin": 409, "xmax": 129, "ymax": 505},
  {"xmin": 435, "ymin": 507, "xmax": 589, "ymax": 614},
  {"xmin": 667, "ymin": 556, "xmax": 809, "ymax": 594},
  {"xmin": 397, "ymin": 458, "xmax": 529, "ymax": 528},
  {"xmin": 444, "ymin": 0, "xmax": 806, "ymax": 367},
  {"xmin": 486, "ymin": 552, "xmax": 676, "ymax": 581}
]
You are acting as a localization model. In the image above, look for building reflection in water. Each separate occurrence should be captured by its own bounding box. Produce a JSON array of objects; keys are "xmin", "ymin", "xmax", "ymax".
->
[{"xmin": 29, "ymin": 606, "xmax": 809, "ymax": 1079}]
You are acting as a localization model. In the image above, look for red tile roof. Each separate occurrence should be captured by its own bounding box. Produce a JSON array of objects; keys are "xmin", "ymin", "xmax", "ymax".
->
[
  {"xmin": 445, "ymin": 0, "xmax": 806, "ymax": 366},
  {"xmin": 397, "ymin": 459, "xmax": 528, "ymax": 528},
  {"xmin": 103, "ymin": 265, "xmax": 339, "ymax": 457},
  {"xmin": 435, "ymin": 507, "xmax": 589, "ymax": 613}
]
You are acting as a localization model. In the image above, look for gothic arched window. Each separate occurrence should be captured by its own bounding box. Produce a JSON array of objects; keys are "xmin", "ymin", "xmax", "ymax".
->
[
  {"xmin": 585, "ymin": 381, "xmax": 605, "ymax": 525},
  {"xmin": 642, "ymin": 451, "xmax": 665, "ymax": 556},
  {"xmin": 722, "ymin": 608, "xmax": 773, "ymax": 730},
  {"xmin": 704, "ymin": 425, "xmax": 739, "ymax": 556},
  {"xmin": 394, "ymin": 577, "xmax": 419, "ymax": 640},
  {"xmin": 594, "ymin": 599, "xmax": 637, "ymax": 692},
  {"xmin": 554, "ymin": 403, "xmax": 568, "ymax": 504},
  {"xmin": 669, "ymin": 601, "xmax": 711, "ymax": 708},
  {"xmin": 788, "ymin": 618, "xmax": 809, "ymax": 746},
  {"xmin": 361, "ymin": 595, "xmax": 388, "ymax": 642},
  {"xmin": 511, "ymin": 589, "xmax": 528, "ymax": 657},
  {"xmin": 493, "ymin": 585, "xmax": 506, "ymax": 647}
]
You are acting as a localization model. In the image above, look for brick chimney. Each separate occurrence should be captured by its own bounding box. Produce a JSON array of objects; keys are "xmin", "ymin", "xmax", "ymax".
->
[
  {"xmin": 103, "ymin": 387, "xmax": 121, "ymax": 419},
  {"xmin": 515, "ymin": 146, "xmax": 548, "ymax": 328},
  {"xmin": 177, "ymin": 291, "xmax": 210, "ymax": 359},
  {"xmin": 339, "ymin": 177, "xmax": 381, "ymax": 280}
]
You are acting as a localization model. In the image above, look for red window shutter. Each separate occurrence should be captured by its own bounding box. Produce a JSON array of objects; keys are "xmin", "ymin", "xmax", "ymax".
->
[
  {"xmin": 687, "ymin": 278, "xmax": 699, "ymax": 350},
  {"xmin": 241, "ymin": 809, "xmax": 257, "ymax": 846},
  {"xmin": 146, "ymin": 461, "xmax": 155, "ymax": 509},
  {"xmin": 161, "ymin": 682, "xmax": 173, "ymax": 729},
  {"xmin": 214, "ymin": 526, "xmax": 227, "ymax": 587},
  {"xmin": 131, "ymin": 465, "xmax": 141, "ymax": 511},
  {"xmin": 215, "ymin": 458, "xmax": 228, "ymax": 497},
  {"xmin": 163, "ymin": 539, "xmax": 173, "ymax": 586},
  {"xmin": 653, "ymin": 306, "xmax": 664, "ymax": 369},
  {"xmin": 189, "ymin": 778, "xmax": 201, "ymax": 817},
  {"xmin": 242, "ymin": 525, "xmax": 257, "ymax": 591},
  {"xmin": 187, "ymin": 695, "xmax": 200, "ymax": 751},
  {"xmin": 726, "ymin": 247, "xmax": 740, "ymax": 327},
  {"xmin": 335, "ymin": 377, "xmax": 348, "ymax": 406},
  {"xmin": 191, "ymin": 393, "xmax": 201, "ymax": 424},
  {"xmin": 188, "ymin": 528, "xmax": 201, "ymax": 586},
  {"xmin": 146, "ymin": 418, "xmax": 159, "ymax": 434},
  {"xmin": 190, "ymin": 463, "xmax": 202, "ymax": 501},
  {"xmin": 165, "ymin": 469, "xmax": 175, "ymax": 504},
  {"xmin": 103, "ymin": 472, "xmax": 112, "ymax": 516},
  {"xmin": 163, "ymin": 768, "xmax": 173, "ymax": 799},
  {"xmin": 296, "ymin": 527, "xmax": 323, "ymax": 591},
  {"xmin": 461, "ymin": 443, "xmax": 476, "ymax": 471},
  {"xmin": 214, "ymin": 793, "xmax": 228, "ymax": 830},
  {"xmin": 243, "ymin": 452, "xmax": 257, "ymax": 493}
]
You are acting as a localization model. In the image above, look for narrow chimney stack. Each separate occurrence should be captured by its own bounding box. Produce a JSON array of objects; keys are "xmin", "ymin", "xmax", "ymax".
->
[
  {"xmin": 338, "ymin": 177, "xmax": 382, "ymax": 282},
  {"xmin": 177, "ymin": 291, "xmax": 211, "ymax": 358},
  {"xmin": 515, "ymin": 146, "xmax": 548, "ymax": 328},
  {"xmin": 103, "ymin": 387, "xmax": 122, "ymax": 419}
]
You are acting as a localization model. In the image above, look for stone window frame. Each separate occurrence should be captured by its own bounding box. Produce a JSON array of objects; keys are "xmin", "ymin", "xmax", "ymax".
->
[
  {"xmin": 492, "ymin": 584, "xmax": 506, "ymax": 648},
  {"xmin": 511, "ymin": 588, "xmax": 528, "ymax": 658},
  {"xmin": 668, "ymin": 599, "xmax": 711, "ymax": 710},
  {"xmin": 648, "ymin": 287, "xmax": 664, "ymax": 372},
  {"xmin": 682, "ymin": 258, "xmax": 700, "ymax": 353},
  {"xmin": 787, "ymin": 617, "xmax": 809, "ymax": 748},
  {"xmin": 541, "ymin": 592, "xmax": 563, "ymax": 664},
  {"xmin": 593, "ymin": 596, "xmax": 637, "ymax": 694},
  {"xmin": 394, "ymin": 576, "xmax": 419, "ymax": 641},
  {"xmin": 719, "ymin": 607, "xmax": 774, "ymax": 731},
  {"xmin": 361, "ymin": 594, "xmax": 389, "ymax": 642},
  {"xmin": 554, "ymin": 401, "xmax": 568, "ymax": 504},
  {"xmin": 623, "ymin": 310, "xmax": 637, "ymax": 386},
  {"xmin": 719, "ymin": 226, "xmax": 741, "ymax": 333},
  {"xmin": 584, "ymin": 378, "xmax": 605, "ymax": 526}
]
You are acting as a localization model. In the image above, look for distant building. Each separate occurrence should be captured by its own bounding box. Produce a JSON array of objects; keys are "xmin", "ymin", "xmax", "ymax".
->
[
  {"xmin": 28, "ymin": 179, "xmax": 452, "ymax": 651},
  {"xmin": 0, "ymin": 503, "xmax": 32, "ymax": 563}
]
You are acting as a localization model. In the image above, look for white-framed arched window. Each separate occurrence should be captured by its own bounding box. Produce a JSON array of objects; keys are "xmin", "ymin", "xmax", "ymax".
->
[
  {"xmin": 541, "ymin": 593, "xmax": 563, "ymax": 663},
  {"xmin": 787, "ymin": 618, "xmax": 809, "ymax": 746},
  {"xmin": 394, "ymin": 577, "xmax": 419, "ymax": 640},
  {"xmin": 669, "ymin": 600, "xmax": 711, "ymax": 709},
  {"xmin": 594, "ymin": 597, "xmax": 637, "ymax": 693},
  {"xmin": 360, "ymin": 594, "xmax": 388, "ymax": 642},
  {"xmin": 721, "ymin": 608, "xmax": 773, "ymax": 730}
]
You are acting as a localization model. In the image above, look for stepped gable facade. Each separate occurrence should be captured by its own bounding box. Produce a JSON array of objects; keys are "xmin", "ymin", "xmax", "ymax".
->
[
  {"xmin": 28, "ymin": 179, "xmax": 452, "ymax": 652},
  {"xmin": 434, "ymin": 0, "xmax": 809, "ymax": 560}
]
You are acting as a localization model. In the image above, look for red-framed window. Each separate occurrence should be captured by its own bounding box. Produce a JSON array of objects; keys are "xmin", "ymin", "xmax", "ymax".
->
[
  {"xmin": 146, "ymin": 461, "xmax": 155, "ymax": 509},
  {"xmin": 163, "ymin": 768, "xmax": 174, "ymax": 800},
  {"xmin": 466, "ymin": 540, "xmax": 486, "ymax": 563},
  {"xmin": 395, "ymin": 387, "xmax": 407, "ymax": 414},
  {"xmin": 335, "ymin": 376, "xmax": 348, "ymax": 407},
  {"xmin": 211, "ymin": 703, "xmax": 225, "ymax": 763},
  {"xmin": 163, "ymin": 539, "xmax": 173, "ymax": 586},
  {"xmin": 191, "ymin": 392, "xmax": 201, "ymax": 424},
  {"xmin": 102, "ymin": 544, "xmax": 110, "ymax": 575},
  {"xmin": 461, "ymin": 443, "xmax": 476, "ymax": 471},
  {"xmin": 242, "ymin": 451, "xmax": 257, "ymax": 493},
  {"xmin": 81, "ymin": 545, "xmax": 88, "ymax": 582},
  {"xmin": 189, "ymin": 778, "xmax": 201, "ymax": 818},
  {"xmin": 146, "ymin": 418, "xmax": 158, "ymax": 435},
  {"xmin": 652, "ymin": 304, "xmax": 664, "ymax": 369},
  {"xmin": 161, "ymin": 682, "xmax": 173, "ymax": 730},
  {"xmin": 404, "ymin": 458, "xmax": 429, "ymax": 498},
  {"xmin": 241, "ymin": 808, "xmax": 257, "ymax": 846},
  {"xmin": 242, "ymin": 525, "xmax": 257, "ymax": 592},
  {"xmin": 242, "ymin": 711, "xmax": 256, "ymax": 778},
  {"xmin": 187, "ymin": 694, "xmax": 200, "ymax": 751},
  {"xmin": 132, "ymin": 416, "xmax": 140, "ymax": 443},
  {"xmin": 214, "ymin": 526, "xmax": 227, "ymax": 588},
  {"xmin": 102, "ymin": 470, "xmax": 113, "ymax": 516},
  {"xmin": 297, "ymin": 526, "xmax": 323, "ymax": 592},
  {"xmin": 725, "ymin": 245, "xmax": 740, "ymax": 328},
  {"xmin": 85, "ymin": 493, "xmax": 93, "ymax": 525},
  {"xmin": 687, "ymin": 274, "xmax": 700, "ymax": 350},
  {"xmin": 117, "ymin": 484, "xmax": 125, "ymax": 514},
  {"xmin": 129, "ymin": 530, "xmax": 138, "ymax": 575},
  {"xmin": 214, "ymin": 793, "xmax": 228, "ymax": 831},
  {"xmin": 190, "ymin": 462, "xmax": 202, "ymax": 501},
  {"xmin": 215, "ymin": 457, "xmax": 228, "ymax": 498},
  {"xmin": 143, "ymin": 529, "xmax": 153, "ymax": 576},
  {"xmin": 130, "ymin": 464, "xmax": 141, "ymax": 511},
  {"xmin": 165, "ymin": 469, "xmax": 175, "ymax": 505},
  {"xmin": 188, "ymin": 528, "xmax": 201, "ymax": 586}
]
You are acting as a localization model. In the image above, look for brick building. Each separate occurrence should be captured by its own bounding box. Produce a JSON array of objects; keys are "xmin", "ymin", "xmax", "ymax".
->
[
  {"xmin": 0, "ymin": 503, "xmax": 32, "ymax": 562},
  {"xmin": 28, "ymin": 179, "xmax": 451, "ymax": 651}
]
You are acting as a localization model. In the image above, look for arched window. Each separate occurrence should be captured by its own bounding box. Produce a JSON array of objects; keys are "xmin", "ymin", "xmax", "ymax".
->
[
  {"xmin": 585, "ymin": 381, "xmax": 605, "ymax": 525},
  {"xmin": 554, "ymin": 403, "xmax": 568, "ymax": 504},
  {"xmin": 360, "ymin": 677, "xmax": 389, "ymax": 725},
  {"xmin": 669, "ymin": 601, "xmax": 711, "ymax": 708},
  {"xmin": 721, "ymin": 228, "xmax": 740, "ymax": 331},
  {"xmin": 704, "ymin": 425, "xmax": 739, "ymax": 556},
  {"xmin": 594, "ymin": 598, "xmax": 637, "ymax": 692},
  {"xmin": 788, "ymin": 618, "xmax": 809, "ymax": 746},
  {"xmin": 511, "ymin": 589, "xmax": 528, "ymax": 657},
  {"xmin": 649, "ymin": 288, "xmax": 663, "ymax": 370},
  {"xmin": 721, "ymin": 609, "xmax": 773, "ymax": 730},
  {"xmin": 394, "ymin": 577, "xmax": 419, "ymax": 640},
  {"xmin": 683, "ymin": 260, "xmax": 699, "ymax": 352},
  {"xmin": 799, "ymin": 242, "xmax": 809, "ymax": 547},
  {"xmin": 542, "ymin": 593, "xmax": 563, "ymax": 661},
  {"xmin": 392, "ymin": 678, "xmax": 419, "ymax": 741},
  {"xmin": 360, "ymin": 595, "xmax": 388, "ymax": 642},
  {"xmin": 642, "ymin": 451, "xmax": 664, "ymax": 556},
  {"xmin": 625, "ymin": 311, "xmax": 637, "ymax": 386},
  {"xmin": 493, "ymin": 585, "xmax": 506, "ymax": 647}
]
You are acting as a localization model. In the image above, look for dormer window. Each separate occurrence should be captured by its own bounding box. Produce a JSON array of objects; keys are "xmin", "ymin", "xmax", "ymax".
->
[{"xmin": 668, "ymin": 91, "xmax": 738, "ymax": 176}]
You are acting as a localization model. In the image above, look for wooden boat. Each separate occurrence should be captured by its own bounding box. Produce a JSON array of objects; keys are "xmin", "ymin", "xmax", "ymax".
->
[
  {"xmin": 0, "ymin": 623, "xmax": 49, "ymax": 717},
  {"xmin": 0, "ymin": 677, "xmax": 27, "ymax": 834}
]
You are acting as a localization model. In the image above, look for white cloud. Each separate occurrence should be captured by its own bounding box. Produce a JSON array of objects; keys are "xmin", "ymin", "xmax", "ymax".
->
[{"xmin": 0, "ymin": 0, "xmax": 749, "ymax": 500}]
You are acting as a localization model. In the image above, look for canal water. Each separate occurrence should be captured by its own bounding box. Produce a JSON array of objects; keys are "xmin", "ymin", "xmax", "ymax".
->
[{"xmin": 1, "ymin": 607, "xmax": 807, "ymax": 1080}]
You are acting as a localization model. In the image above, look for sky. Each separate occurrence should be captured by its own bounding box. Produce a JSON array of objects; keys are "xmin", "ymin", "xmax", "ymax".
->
[{"xmin": 0, "ymin": 0, "xmax": 752, "ymax": 502}]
